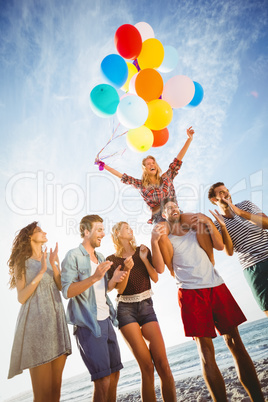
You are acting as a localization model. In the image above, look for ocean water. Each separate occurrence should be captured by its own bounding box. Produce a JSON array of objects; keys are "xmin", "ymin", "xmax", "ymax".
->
[{"xmin": 6, "ymin": 318, "xmax": 268, "ymax": 401}]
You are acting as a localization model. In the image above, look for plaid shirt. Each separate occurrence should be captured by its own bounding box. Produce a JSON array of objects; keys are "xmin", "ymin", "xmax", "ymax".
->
[{"xmin": 121, "ymin": 158, "xmax": 182, "ymax": 223}]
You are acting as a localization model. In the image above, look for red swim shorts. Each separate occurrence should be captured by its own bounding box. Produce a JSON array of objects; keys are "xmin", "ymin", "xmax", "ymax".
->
[{"xmin": 178, "ymin": 284, "xmax": 247, "ymax": 338}]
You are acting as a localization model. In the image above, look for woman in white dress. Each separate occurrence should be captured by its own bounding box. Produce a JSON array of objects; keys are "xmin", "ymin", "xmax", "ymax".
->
[{"xmin": 8, "ymin": 221, "xmax": 71, "ymax": 402}]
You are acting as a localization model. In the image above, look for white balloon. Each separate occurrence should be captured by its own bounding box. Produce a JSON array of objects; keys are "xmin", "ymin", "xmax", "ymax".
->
[
  {"xmin": 135, "ymin": 22, "xmax": 155, "ymax": 42},
  {"xmin": 117, "ymin": 95, "xmax": 148, "ymax": 129}
]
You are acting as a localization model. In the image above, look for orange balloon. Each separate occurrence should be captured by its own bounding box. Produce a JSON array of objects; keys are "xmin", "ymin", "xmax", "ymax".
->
[
  {"xmin": 152, "ymin": 128, "xmax": 169, "ymax": 147},
  {"xmin": 135, "ymin": 69, "xmax": 163, "ymax": 102},
  {"xmin": 145, "ymin": 99, "xmax": 173, "ymax": 130}
]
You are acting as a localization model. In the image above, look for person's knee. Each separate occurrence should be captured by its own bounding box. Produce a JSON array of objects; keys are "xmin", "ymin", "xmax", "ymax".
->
[
  {"xmin": 94, "ymin": 375, "xmax": 111, "ymax": 393},
  {"xmin": 111, "ymin": 370, "xmax": 120, "ymax": 385},
  {"xmin": 155, "ymin": 358, "xmax": 173, "ymax": 379},
  {"xmin": 140, "ymin": 359, "xmax": 155, "ymax": 378},
  {"xmin": 223, "ymin": 328, "xmax": 243, "ymax": 351},
  {"xmin": 195, "ymin": 337, "xmax": 215, "ymax": 364}
]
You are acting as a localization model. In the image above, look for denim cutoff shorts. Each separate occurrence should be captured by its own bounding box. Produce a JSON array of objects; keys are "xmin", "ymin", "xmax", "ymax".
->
[{"xmin": 117, "ymin": 297, "xmax": 158, "ymax": 329}]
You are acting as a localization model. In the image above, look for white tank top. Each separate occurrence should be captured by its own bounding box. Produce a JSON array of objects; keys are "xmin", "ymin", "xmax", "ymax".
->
[
  {"xmin": 169, "ymin": 230, "xmax": 224, "ymax": 289},
  {"xmin": 90, "ymin": 261, "xmax": 109, "ymax": 320}
]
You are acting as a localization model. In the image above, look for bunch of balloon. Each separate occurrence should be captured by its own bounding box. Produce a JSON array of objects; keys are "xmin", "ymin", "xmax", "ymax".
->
[{"xmin": 90, "ymin": 21, "xmax": 204, "ymax": 153}]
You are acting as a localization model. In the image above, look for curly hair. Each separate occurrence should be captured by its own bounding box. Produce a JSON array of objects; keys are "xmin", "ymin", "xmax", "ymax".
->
[
  {"xmin": 8, "ymin": 221, "xmax": 38, "ymax": 289},
  {"xmin": 111, "ymin": 222, "xmax": 137, "ymax": 258},
  {"xmin": 208, "ymin": 182, "xmax": 225, "ymax": 202},
  {"xmin": 141, "ymin": 156, "xmax": 162, "ymax": 187}
]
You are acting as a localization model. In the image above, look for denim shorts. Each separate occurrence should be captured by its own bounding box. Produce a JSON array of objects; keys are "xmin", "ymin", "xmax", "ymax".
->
[
  {"xmin": 244, "ymin": 259, "xmax": 268, "ymax": 311},
  {"xmin": 117, "ymin": 297, "xmax": 158, "ymax": 329},
  {"xmin": 75, "ymin": 318, "xmax": 123, "ymax": 381}
]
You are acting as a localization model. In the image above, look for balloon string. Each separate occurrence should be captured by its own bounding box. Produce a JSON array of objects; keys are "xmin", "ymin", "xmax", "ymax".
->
[{"xmin": 95, "ymin": 124, "xmax": 128, "ymax": 165}]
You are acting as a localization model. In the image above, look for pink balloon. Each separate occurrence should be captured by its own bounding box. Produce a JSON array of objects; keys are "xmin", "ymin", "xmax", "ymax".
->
[
  {"xmin": 120, "ymin": 93, "xmax": 135, "ymax": 100},
  {"xmin": 134, "ymin": 22, "xmax": 155, "ymax": 42},
  {"xmin": 128, "ymin": 73, "xmax": 138, "ymax": 94},
  {"xmin": 162, "ymin": 75, "xmax": 195, "ymax": 108}
]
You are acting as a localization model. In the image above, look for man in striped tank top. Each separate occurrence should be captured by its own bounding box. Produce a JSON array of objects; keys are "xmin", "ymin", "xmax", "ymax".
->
[{"xmin": 208, "ymin": 182, "xmax": 268, "ymax": 317}]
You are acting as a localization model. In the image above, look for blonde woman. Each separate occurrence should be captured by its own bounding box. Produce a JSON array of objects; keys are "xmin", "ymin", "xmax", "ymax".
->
[
  {"xmin": 101, "ymin": 127, "xmax": 194, "ymax": 225},
  {"xmin": 100, "ymin": 126, "xmax": 214, "ymax": 270},
  {"xmin": 8, "ymin": 222, "xmax": 71, "ymax": 402},
  {"xmin": 107, "ymin": 222, "xmax": 176, "ymax": 402}
]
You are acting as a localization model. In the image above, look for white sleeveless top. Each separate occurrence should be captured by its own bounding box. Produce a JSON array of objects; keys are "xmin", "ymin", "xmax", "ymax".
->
[{"xmin": 169, "ymin": 230, "xmax": 224, "ymax": 289}]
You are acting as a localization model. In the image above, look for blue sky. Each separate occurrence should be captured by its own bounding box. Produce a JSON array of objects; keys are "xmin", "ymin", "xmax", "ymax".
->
[{"xmin": 1, "ymin": 0, "xmax": 268, "ymax": 399}]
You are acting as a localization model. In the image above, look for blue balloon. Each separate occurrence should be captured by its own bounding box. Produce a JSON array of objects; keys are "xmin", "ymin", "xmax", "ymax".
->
[
  {"xmin": 89, "ymin": 84, "xmax": 120, "ymax": 118},
  {"xmin": 184, "ymin": 81, "xmax": 204, "ymax": 109},
  {"xmin": 158, "ymin": 45, "xmax": 179, "ymax": 73},
  {"xmin": 101, "ymin": 54, "xmax": 128, "ymax": 88}
]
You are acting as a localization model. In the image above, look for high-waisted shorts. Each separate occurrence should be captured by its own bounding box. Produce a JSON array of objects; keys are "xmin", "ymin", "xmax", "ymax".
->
[{"xmin": 117, "ymin": 297, "xmax": 158, "ymax": 329}]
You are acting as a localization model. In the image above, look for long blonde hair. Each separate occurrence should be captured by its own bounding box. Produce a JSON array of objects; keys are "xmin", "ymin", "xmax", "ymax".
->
[
  {"xmin": 111, "ymin": 221, "xmax": 137, "ymax": 257},
  {"xmin": 141, "ymin": 155, "xmax": 162, "ymax": 187}
]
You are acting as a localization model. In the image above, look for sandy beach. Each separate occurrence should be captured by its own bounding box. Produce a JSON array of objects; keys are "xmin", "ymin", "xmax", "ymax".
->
[{"xmin": 116, "ymin": 358, "xmax": 268, "ymax": 401}]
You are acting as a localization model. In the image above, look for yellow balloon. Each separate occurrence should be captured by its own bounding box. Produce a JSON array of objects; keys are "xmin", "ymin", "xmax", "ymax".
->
[
  {"xmin": 126, "ymin": 126, "xmax": 154, "ymax": 152},
  {"xmin": 137, "ymin": 38, "xmax": 164, "ymax": 69},
  {"xmin": 145, "ymin": 99, "xmax": 173, "ymax": 130},
  {"xmin": 121, "ymin": 62, "xmax": 138, "ymax": 92}
]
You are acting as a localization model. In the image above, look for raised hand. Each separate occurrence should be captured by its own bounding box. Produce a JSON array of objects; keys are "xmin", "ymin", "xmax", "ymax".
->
[
  {"xmin": 139, "ymin": 244, "xmax": 149, "ymax": 261},
  {"xmin": 95, "ymin": 159, "xmax": 105, "ymax": 170},
  {"xmin": 186, "ymin": 126, "xmax": 195, "ymax": 139},
  {"xmin": 190, "ymin": 213, "xmax": 211, "ymax": 229},
  {"xmin": 49, "ymin": 242, "xmax": 59, "ymax": 267},
  {"xmin": 112, "ymin": 265, "xmax": 128, "ymax": 283},
  {"xmin": 93, "ymin": 261, "xmax": 113, "ymax": 282},
  {"xmin": 221, "ymin": 197, "xmax": 241, "ymax": 216},
  {"xmin": 123, "ymin": 256, "xmax": 134, "ymax": 272},
  {"xmin": 40, "ymin": 247, "xmax": 48, "ymax": 274},
  {"xmin": 209, "ymin": 209, "xmax": 226, "ymax": 227},
  {"xmin": 151, "ymin": 223, "xmax": 168, "ymax": 242}
]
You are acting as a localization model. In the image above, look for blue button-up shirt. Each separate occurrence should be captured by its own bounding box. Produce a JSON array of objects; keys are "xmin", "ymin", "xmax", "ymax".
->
[{"xmin": 61, "ymin": 244, "xmax": 117, "ymax": 337}]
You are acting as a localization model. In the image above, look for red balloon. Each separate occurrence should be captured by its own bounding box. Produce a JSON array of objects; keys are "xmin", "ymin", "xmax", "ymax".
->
[
  {"xmin": 115, "ymin": 24, "xmax": 142, "ymax": 60},
  {"xmin": 152, "ymin": 128, "xmax": 169, "ymax": 147}
]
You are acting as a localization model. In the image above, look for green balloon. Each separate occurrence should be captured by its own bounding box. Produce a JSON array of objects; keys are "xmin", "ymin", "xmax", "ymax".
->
[{"xmin": 90, "ymin": 84, "xmax": 120, "ymax": 118}]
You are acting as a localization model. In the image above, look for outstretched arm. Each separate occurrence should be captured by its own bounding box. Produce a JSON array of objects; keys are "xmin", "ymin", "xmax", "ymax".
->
[
  {"xmin": 223, "ymin": 198, "xmax": 268, "ymax": 229},
  {"xmin": 176, "ymin": 126, "xmax": 194, "ymax": 161},
  {"xmin": 210, "ymin": 210, "xmax": 234, "ymax": 256},
  {"xmin": 104, "ymin": 164, "xmax": 123, "ymax": 179}
]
